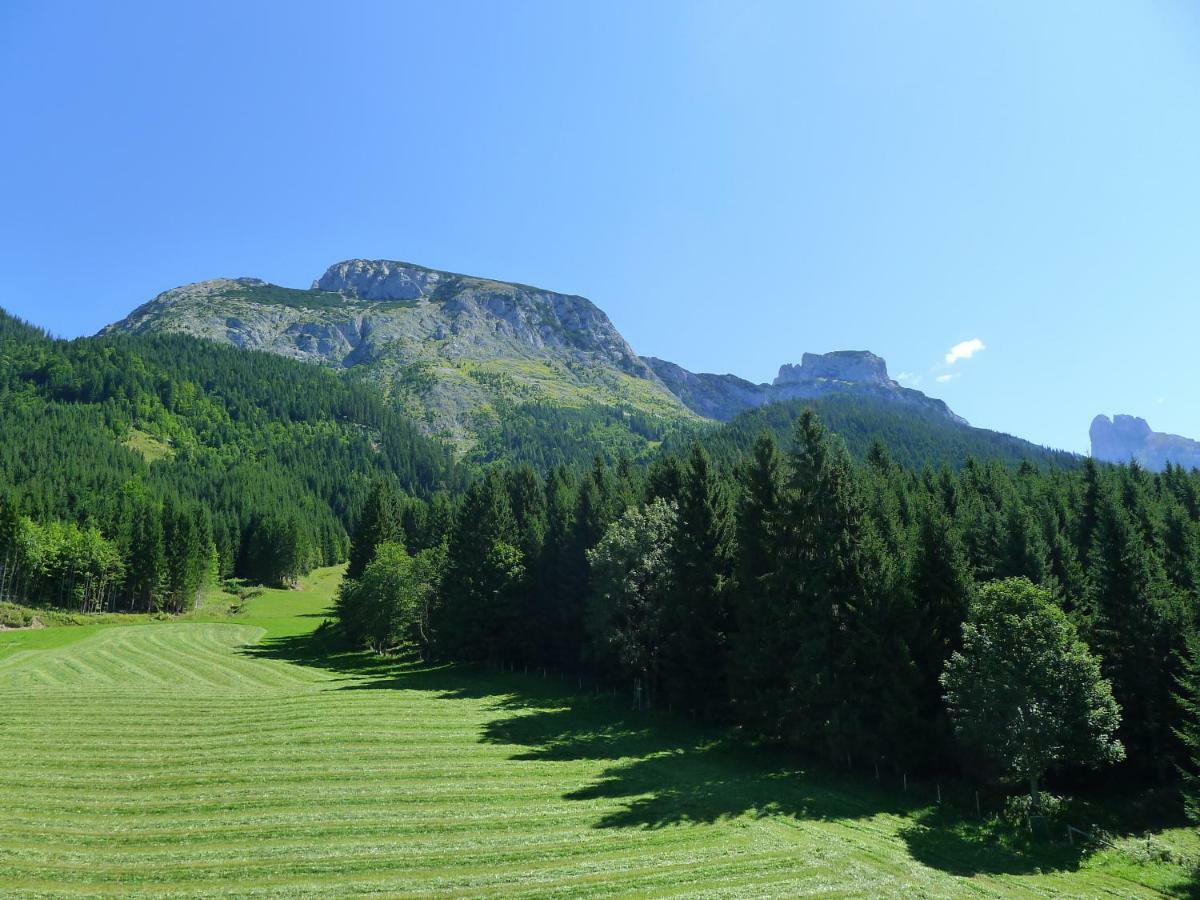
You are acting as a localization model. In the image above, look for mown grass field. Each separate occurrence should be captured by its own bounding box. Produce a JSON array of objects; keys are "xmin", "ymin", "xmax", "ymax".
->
[{"xmin": 0, "ymin": 568, "xmax": 1196, "ymax": 898}]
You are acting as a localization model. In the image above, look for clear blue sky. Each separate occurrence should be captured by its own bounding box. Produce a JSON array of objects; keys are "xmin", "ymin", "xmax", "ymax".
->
[{"xmin": 2, "ymin": 1, "xmax": 1198, "ymax": 453}]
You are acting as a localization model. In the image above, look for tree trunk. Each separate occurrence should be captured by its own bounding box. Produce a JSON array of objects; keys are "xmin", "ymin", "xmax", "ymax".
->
[{"xmin": 1028, "ymin": 774, "xmax": 1040, "ymax": 810}]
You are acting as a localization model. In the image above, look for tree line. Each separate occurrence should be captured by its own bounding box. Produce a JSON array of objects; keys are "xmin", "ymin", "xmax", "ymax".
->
[
  {"xmin": 337, "ymin": 410, "xmax": 1200, "ymax": 815},
  {"xmin": 0, "ymin": 308, "xmax": 459, "ymax": 608}
]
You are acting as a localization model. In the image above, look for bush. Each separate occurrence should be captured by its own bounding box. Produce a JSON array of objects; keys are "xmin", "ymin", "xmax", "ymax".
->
[{"xmin": 0, "ymin": 601, "xmax": 37, "ymax": 628}]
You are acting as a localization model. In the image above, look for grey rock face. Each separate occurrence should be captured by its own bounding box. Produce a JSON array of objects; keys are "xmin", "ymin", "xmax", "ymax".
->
[
  {"xmin": 643, "ymin": 357, "xmax": 772, "ymax": 421},
  {"xmin": 647, "ymin": 350, "xmax": 965, "ymax": 424},
  {"xmin": 1090, "ymin": 414, "xmax": 1200, "ymax": 471},
  {"xmin": 101, "ymin": 260, "xmax": 693, "ymax": 450},
  {"xmin": 776, "ymin": 351, "xmax": 890, "ymax": 387},
  {"xmin": 315, "ymin": 259, "xmax": 441, "ymax": 301}
]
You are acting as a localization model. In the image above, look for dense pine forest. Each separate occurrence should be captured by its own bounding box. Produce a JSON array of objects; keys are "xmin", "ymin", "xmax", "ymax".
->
[
  {"xmin": 2, "ymin": 303, "xmax": 1197, "ymax": 825},
  {"xmin": 337, "ymin": 412, "xmax": 1200, "ymax": 818},
  {"xmin": 0, "ymin": 309, "xmax": 458, "ymax": 609}
]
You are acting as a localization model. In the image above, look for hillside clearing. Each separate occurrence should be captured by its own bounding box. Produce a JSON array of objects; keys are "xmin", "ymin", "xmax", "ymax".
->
[{"xmin": 0, "ymin": 569, "xmax": 1194, "ymax": 898}]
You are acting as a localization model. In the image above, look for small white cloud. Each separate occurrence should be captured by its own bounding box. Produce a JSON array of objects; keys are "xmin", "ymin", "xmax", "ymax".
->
[
  {"xmin": 1156, "ymin": 397, "xmax": 1166, "ymax": 405},
  {"xmin": 935, "ymin": 372, "xmax": 959, "ymax": 384},
  {"xmin": 945, "ymin": 338, "xmax": 986, "ymax": 365},
  {"xmin": 896, "ymin": 371, "xmax": 923, "ymax": 386}
]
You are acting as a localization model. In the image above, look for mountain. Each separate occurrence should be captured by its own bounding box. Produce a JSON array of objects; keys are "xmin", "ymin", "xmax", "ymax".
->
[
  {"xmin": 102, "ymin": 260, "xmax": 697, "ymax": 458},
  {"xmin": 644, "ymin": 350, "xmax": 964, "ymax": 423},
  {"xmin": 672, "ymin": 393, "xmax": 1077, "ymax": 471},
  {"xmin": 103, "ymin": 258, "xmax": 1010, "ymax": 470},
  {"xmin": 1090, "ymin": 414, "xmax": 1200, "ymax": 472}
]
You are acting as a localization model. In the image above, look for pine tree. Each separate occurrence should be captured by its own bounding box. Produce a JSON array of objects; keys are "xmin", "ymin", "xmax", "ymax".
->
[
  {"xmin": 1174, "ymin": 634, "xmax": 1200, "ymax": 824},
  {"xmin": 1085, "ymin": 491, "xmax": 1178, "ymax": 777},
  {"xmin": 347, "ymin": 480, "xmax": 404, "ymax": 580},
  {"xmin": 439, "ymin": 470, "xmax": 519, "ymax": 661},
  {"xmin": 907, "ymin": 497, "xmax": 974, "ymax": 759},
  {"xmin": 730, "ymin": 433, "xmax": 788, "ymax": 734},
  {"xmin": 662, "ymin": 445, "xmax": 734, "ymax": 719}
]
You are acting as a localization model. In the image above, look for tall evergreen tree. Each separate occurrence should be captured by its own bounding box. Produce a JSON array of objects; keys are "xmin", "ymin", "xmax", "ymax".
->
[
  {"xmin": 1085, "ymin": 491, "xmax": 1179, "ymax": 778},
  {"xmin": 347, "ymin": 480, "xmax": 404, "ymax": 580},
  {"xmin": 1174, "ymin": 634, "xmax": 1200, "ymax": 824},
  {"xmin": 662, "ymin": 445, "xmax": 733, "ymax": 719}
]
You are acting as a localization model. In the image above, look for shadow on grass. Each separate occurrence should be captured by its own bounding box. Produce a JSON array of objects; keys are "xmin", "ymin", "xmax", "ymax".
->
[{"xmin": 241, "ymin": 626, "xmax": 1165, "ymax": 881}]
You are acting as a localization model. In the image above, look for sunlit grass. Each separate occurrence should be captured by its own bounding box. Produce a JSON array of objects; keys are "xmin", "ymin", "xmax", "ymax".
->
[{"xmin": 0, "ymin": 568, "xmax": 1194, "ymax": 897}]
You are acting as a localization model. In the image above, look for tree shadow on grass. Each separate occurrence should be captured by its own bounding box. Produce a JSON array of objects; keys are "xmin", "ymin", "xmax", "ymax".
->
[
  {"xmin": 240, "ymin": 627, "xmax": 1132, "ymax": 880},
  {"xmin": 899, "ymin": 807, "xmax": 1089, "ymax": 878}
]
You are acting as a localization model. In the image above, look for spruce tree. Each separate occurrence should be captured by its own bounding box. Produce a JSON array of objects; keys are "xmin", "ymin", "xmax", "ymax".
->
[
  {"xmin": 1174, "ymin": 634, "xmax": 1200, "ymax": 824},
  {"xmin": 1085, "ymin": 491, "xmax": 1178, "ymax": 777},
  {"xmin": 730, "ymin": 433, "xmax": 787, "ymax": 734},
  {"xmin": 662, "ymin": 445, "xmax": 733, "ymax": 719},
  {"xmin": 439, "ymin": 470, "xmax": 519, "ymax": 661},
  {"xmin": 908, "ymin": 497, "xmax": 974, "ymax": 757},
  {"xmin": 347, "ymin": 480, "xmax": 403, "ymax": 580}
]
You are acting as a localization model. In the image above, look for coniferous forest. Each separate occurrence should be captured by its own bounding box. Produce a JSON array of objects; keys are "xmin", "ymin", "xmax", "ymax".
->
[
  {"xmin": 2, "ymin": 302, "xmax": 1198, "ymax": 826},
  {"xmin": 337, "ymin": 412, "xmax": 1200, "ymax": 816}
]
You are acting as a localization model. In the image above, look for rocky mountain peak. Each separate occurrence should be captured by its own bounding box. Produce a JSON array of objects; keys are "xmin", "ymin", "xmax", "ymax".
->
[
  {"xmin": 1090, "ymin": 414, "xmax": 1200, "ymax": 471},
  {"xmin": 775, "ymin": 351, "xmax": 891, "ymax": 387},
  {"xmin": 313, "ymin": 260, "xmax": 443, "ymax": 301}
]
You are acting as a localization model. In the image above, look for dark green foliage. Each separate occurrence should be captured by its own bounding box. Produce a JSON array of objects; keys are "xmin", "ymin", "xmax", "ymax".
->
[
  {"xmin": 359, "ymin": 405, "xmax": 1200, "ymax": 807},
  {"xmin": 1084, "ymin": 490, "xmax": 1181, "ymax": 778},
  {"xmin": 0, "ymin": 307, "xmax": 459, "ymax": 605},
  {"xmin": 437, "ymin": 470, "xmax": 523, "ymax": 661},
  {"xmin": 672, "ymin": 394, "xmax": 1080, "ymax": 472},
  {"xmin": 661, "ymin": 446, "xmax": 734, "ymax": 719},
  {"xmin": 1176, "ymin": 634, "xmax": 1200, "ymax": 823},
  {"xmin": 942, "ymin": 578, "xmax": 1124, "ymax": 807},
  {"xmin": 347, "ymin": 481, "xmax": 404, "ymax": 580}
]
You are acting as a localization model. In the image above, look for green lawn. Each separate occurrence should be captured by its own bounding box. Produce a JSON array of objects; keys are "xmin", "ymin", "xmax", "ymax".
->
[{"xmin": 0, "ymin": 569, "xmax": 1195, "ymax": 897}]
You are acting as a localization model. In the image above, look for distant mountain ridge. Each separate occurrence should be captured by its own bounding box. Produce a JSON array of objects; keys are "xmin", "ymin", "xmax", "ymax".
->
[
  {"xmin": 1090, "ymin": 414, "xmax": 1200, "ymax": 472},
  {"xmin": 644, "ymin": 350, "xmax": 964, "ymax": 424},
  {"xmin": 101, "ymin": 257, "xmax": 1017, "ymax": 467},
  {"xmin": 103, "ymin": 260, "xmax": 690, "ymax": 452}
]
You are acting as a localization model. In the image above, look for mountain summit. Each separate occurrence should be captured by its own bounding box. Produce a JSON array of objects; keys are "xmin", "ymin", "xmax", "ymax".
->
[
  {"xmin": 645, "ymin": 350, "xmax": 964, "ymax": 423},
  {"xmin": 102, "ymin": 258, "xmax": 967, "ymax": 457},
  {"xmin": 1090, "ymin": 414, "xmax": 1200, "ymax": 471}
]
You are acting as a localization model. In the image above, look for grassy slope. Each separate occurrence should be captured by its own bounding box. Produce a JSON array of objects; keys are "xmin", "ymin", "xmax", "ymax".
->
[{"xmin": 0, "ymin": 571, "xmax": 1195, "ymax": 898}]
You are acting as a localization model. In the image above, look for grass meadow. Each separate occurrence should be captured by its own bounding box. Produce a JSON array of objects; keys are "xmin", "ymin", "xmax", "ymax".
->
[{"xmin": 1, "ymin": 567, "xmax": 1197, "ymax": 897}]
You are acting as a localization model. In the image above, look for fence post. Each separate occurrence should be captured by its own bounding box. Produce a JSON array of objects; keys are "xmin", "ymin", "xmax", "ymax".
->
[
  {"xmin": 936, "ymin": 784, "xmax": 941, "ymax": 804},
  {"xmin": 975, "ymin": 791, "xmax": 981, "ymax": 818},
  {"xmin": 903, "ymin": 773, "xmax": 907, "ymax": 792}
]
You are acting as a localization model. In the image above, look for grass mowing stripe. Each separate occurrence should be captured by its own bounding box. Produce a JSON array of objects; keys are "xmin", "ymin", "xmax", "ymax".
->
[{"xmin": 0, "ymin": 567, "xmax": 1192, "ymax": 898}]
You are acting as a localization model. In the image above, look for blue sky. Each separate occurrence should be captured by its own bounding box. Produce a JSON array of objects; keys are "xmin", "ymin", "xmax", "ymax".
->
[{"xmin": 2, "ymin": 1, "xmax": 1198, "ymax": 453}]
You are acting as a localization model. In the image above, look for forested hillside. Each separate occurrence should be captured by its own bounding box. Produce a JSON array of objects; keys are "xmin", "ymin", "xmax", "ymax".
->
[
  {"xmin": 0, "ymin": 309, "xmax": 458, "ymax": 610},
  {"xmin": 670, "ymin": 394, "xmax": 1079, "ymax": 471},
  {"xmin": 338, "ymin": 411, "xmax": 1200, "ymax": 814}
]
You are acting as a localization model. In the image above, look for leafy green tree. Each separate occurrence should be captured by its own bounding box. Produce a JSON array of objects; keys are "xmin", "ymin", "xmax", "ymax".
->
[
  {"xmin": 336, "ymin": 541, "xmax": 416, "ymax": 652},
  {"xmin": 942, "ymin": 578, "xmax": 1124, "ymax": 808},
  {"xmin": 586, "ymin": 499, "xmax": 676, "ymax": 705}
]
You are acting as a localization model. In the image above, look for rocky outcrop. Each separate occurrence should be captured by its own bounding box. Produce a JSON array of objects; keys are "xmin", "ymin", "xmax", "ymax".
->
[
  {"xmin": 1090, "ymin": 415, "xmax": 1200, "ymax": 471},
  {"xmin": 643, "ymin": 358, "xmax": 772, "ymax": 421},
  {"xmin": 101, "ymin": 260, "xmax": 693, "ymax": 450},
  {"xmin": 776, "ymin": 351, "xmax": 891, "ymax": 387},
  {"xmin": 646, "ymin": 350, "xmax": 966, "ymax": 424}
]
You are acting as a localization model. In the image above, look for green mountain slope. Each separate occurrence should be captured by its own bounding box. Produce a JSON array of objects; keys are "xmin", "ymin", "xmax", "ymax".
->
[
  {"xmin": 0, "ymin": 308, "xmax": 459, "ymax": 580},
  {"xmin": 101, "ymin": 261, "xmax": 699, "ymax": 460},
  {"xmin": 667, "ymin": 394, "xmax": 1079, "ymax": 470}
]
